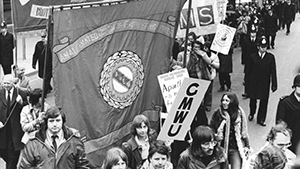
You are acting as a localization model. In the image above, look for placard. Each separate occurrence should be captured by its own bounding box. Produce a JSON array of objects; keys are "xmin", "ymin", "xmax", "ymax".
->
[
  {"xmin": 157, "ymin": 78, "xmax": 210, "ymax": 141},
  {"xmin": 157, "ymin": 68, "xmax": 189, "ymax": 112}
]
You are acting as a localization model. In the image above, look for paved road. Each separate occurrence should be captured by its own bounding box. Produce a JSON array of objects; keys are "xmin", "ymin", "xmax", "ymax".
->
[
  {"xmin": 207, "ymin": 13, "xmax": 300, "ymax": 153},
  {"xmin": 1, "ymin": 13, "xmax": 300, "ymax": 168}
]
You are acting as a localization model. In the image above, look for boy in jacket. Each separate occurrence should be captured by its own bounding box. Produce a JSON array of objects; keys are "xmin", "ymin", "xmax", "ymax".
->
[{"xmin": 17, "ymin": 106, "xmax": 90, "ymax": 169}]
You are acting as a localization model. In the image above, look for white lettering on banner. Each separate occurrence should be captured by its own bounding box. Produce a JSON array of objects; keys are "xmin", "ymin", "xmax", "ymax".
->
[
  {"xmin": 176, "ymin": 0, "xmax": 220, "ymax": 38},
  {"xmin": 157, "ymin": 69, "xmax": 189, "ymax": 112},
  {"xmin": 157, "ymin": 78, "xmax": 210, "ymax": 141},
  {"xmin": 179, "ymin": 8, "xmax": 196, "ymax": 29},
  {"xmin": 198, "ymin": 5, "xmax": 214, "ymax": 26},
  {"xmin": 30, "ymin": 4, "xmax": 50, "ymax": 19},
  {"xmin": 53, "ymin": 19, "xmax": 174, "ymax": 63}
]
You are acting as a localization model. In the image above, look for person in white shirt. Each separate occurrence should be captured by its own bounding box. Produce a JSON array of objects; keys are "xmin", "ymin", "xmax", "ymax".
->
[{"xmin": 20, "ymin": 88, "xmax": 49, "ymax": 144}]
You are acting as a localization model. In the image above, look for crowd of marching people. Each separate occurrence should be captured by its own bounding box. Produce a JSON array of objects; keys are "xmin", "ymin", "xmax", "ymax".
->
[{"xmin": 0, "ymin": 0, "xmax": 300, "ymax": 169}]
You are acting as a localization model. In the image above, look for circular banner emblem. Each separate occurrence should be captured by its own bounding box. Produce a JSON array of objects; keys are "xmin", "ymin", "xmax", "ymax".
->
[
  {"xmin": 214, "ymin": 26, "xmax": 234, "ymax": 47},
  {"xmin": 100, "ymin": 50, "xmax": 144, "ymax": 109}
]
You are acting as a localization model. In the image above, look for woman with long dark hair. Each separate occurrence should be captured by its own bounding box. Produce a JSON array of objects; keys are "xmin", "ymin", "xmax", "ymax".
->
[{"xmin": 210, "ymin": 92, "xmax": 251, "ymax": 169}]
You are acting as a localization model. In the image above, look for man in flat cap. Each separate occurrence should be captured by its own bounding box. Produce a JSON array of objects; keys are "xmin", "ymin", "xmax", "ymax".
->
[
  {"xmin": 0, "ymin": 21, "xmax": 15, "ymax": 75},
  {"xmin": 246, "ymin": 36, "xmax": 277, "ymax": 127}
]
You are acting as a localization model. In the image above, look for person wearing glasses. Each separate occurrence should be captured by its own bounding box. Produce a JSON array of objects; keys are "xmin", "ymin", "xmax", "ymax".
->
[
  {"xmin": 177, "ymin": 125, "xmax": 229, "ymax": 169},
  {"xmin": 32, "ymin": 29, "xmax": 53, "ymax": 97},
  {"xmin": 250, "ymin": 121, "xmax": 292, "ymax": 169},
  {"xmin": 210, "ymin": 92, "xmax": 251, "ymax": 169}
]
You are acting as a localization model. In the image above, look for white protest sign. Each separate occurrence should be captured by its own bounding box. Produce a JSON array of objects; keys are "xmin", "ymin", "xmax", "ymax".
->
[
  {"xmin": 158, "ymin": 68, "xmax": 189, "ymax": 112},
  {"xmin": 211, "ymin": 24, "xmax": 236, "ymax": 55},
  {"xmin": 176, "ymin": 0, "xmax": 220, "ymax": 38},
  {"xmin": 30, "ymin": 4, "xmax": 50, "ymax": 19},
  {"xmin": 157, "ymin": 78, "xmax": 211, "ymax": 141}
]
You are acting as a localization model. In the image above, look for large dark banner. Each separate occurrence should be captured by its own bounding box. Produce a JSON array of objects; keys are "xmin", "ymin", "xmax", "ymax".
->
[
  {"xmin": 12, "ymin": 0, "xmax": 114, "ymax": 32},
  {"xmin": 52, "ymin": 0, "xmax": 185, "ymax": 167}
]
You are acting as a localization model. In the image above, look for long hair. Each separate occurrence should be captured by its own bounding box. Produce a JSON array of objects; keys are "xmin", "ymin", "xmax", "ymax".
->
[
  {"xmin": 130, "ymin": 114, "xmax": 150, "ymax": 136},
  {"xmin": 102, "ymin": 147, "xmax": 128, "ymax": 169},
  {"xmin": 220, "ymin": 92, "xmax": 240, "ymax": 122},
  {"xmin": 190, "ymin": 125, "xmax": 216, "ymax": 158}
]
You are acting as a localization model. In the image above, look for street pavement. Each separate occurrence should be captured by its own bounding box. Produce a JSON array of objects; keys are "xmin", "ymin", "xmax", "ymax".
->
[
  {"xmin": 1, "ymin": 13, "xmax": 300, "ymax": 168},
  {"xmin": 207, "ymin": 14, "xmax": 300, "ymax": 155}
]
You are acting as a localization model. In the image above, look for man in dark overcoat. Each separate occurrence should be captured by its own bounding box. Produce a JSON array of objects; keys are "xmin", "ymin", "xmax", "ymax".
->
[
  {"xmin": 0, "ymin": 21, "xmax": 15, "ymax": 75},
  {"xmin": 274, "ymin": 0, "xmax": 285, "ymax": 30},
  {"xmin": 32, "ymin": 30, "xmax": 53, "ymax": 96},
  {"xmin": 283, "ymin": 0, "xmax": 296, "ymax": 35},
  {"xmin": 0, "ymin": 74, "xmax": 28, "ymax": 169},
  {"xmin": 263, "ymin": 9, "xmax": 278, "ymax": 49},
  {"xmin": 247, "ymin": 37, "xmax": 277, "ymax": 127},
  {"xmin": 241, "ymin": 25, "xmax": 259, "ymax": 98}
]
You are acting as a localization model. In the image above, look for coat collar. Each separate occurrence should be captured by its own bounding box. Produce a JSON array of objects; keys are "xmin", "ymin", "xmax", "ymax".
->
[
  {"xmin": 0, "ymin": 87, "xmax": 18, "ymax": 107},
  {"xmin": 187, "ymin": 146, "xmax": 227, "ymax": 168}
]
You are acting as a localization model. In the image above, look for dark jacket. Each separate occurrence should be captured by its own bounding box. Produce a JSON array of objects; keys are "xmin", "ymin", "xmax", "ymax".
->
[
  {"xmin": 247, "ymin": 51, "xmax": 277, "ymax": 99},
  {"xmin": 32, "ymin": 40, "xmax": 53, "ymax": 78},
  {"xmin": 122, "ymin": 129, "xmax": 157, "ymax": 169},
  {"xmin": 177, "ymin": 146, "xmax": 229, "ymax": 169},
  {"xmin": 0, "ymin": 87, "xmax": 27, "ymax": 151},
  {"xmin": 264, "ymin": 13, "xmax": 278, "ymax": 36},
  {"xmin": 17, "ymin": 126, "xmax": 90, "ymax": 169},
  {"xmin": 0, "ymin": 32, "xmax": 15, "ymax": 66},
  {"xmin": 274, "ymin": 1, "xmax": 285, "ymax": 19},
  {"xmin": 241, "ymin": 35, "xmax": 258, "ymax": 66},
  {"xmin": 218, "ymin": 49, "xmax": 233, "ymax": 73},
  {"xmin": 276, "ymin": 92, "xmax": 300, "ymax": 153},
  {"xmin": 283, "ymin": 2, "xmax": 296, "ymax": 23}
]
